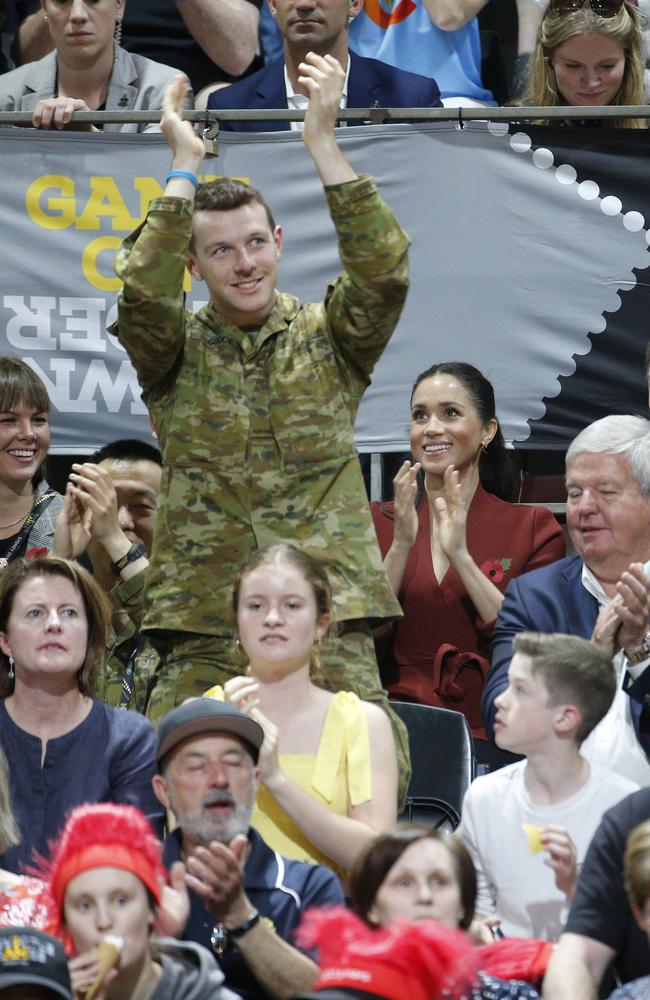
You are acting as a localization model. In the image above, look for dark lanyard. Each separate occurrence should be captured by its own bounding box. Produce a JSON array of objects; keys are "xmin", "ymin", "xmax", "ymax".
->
[{"xmin": 119, "ymin": 631, "xmax": 143, "ymax": 709}]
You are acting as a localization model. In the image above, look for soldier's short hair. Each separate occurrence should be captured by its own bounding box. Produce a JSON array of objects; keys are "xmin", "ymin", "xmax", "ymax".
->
[
  {"xmin": 513, "ymin": 631, "xmax": 616, "ymax": 744},
  {"xmin": 189, "ymin": 179, "xmax": 276, "ymax": 253}
]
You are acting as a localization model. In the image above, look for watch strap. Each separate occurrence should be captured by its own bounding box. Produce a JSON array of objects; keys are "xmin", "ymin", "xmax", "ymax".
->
[
  {"xmin": 110, "ymin": 542, "xmax": 146, "ymax": 576},
  {"xmin": 226, "ymin": 910, "xmax": 260, "ymax": 938},
  {"xmin": 625, "ymin": 633, "xmax": 650, "ymax": 665}
]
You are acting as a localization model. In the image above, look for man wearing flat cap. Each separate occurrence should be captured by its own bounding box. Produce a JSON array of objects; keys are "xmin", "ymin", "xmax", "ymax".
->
[{"xmin": 153, "ymin": 698, "xmax": 345, "ymax": 1000}]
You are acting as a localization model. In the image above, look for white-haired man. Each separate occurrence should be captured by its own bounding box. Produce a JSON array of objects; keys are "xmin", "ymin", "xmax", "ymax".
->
[{"xmin": 482, "ymin": 414, "xmax": 650, "ymax": 786}]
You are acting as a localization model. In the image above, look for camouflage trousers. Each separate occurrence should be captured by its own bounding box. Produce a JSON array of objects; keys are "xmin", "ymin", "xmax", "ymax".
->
[{"xmin": 144, "ymin": 621, "xmax": 411, "ymax": 807}]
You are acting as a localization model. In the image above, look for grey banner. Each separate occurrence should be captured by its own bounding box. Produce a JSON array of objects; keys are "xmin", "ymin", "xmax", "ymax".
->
[{"xmin": 1, "ymin": 122, "xmax": 648, "ymax": 453}]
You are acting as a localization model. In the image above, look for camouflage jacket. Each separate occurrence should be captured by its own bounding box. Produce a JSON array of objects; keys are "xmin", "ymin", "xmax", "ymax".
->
[
  {"xmin": 111, "ymin": 174, "xmax": 409, "ymax": 636},
  {"xmin": 97, "ymin": 570, "xmax": 159, "ymax": 711}
]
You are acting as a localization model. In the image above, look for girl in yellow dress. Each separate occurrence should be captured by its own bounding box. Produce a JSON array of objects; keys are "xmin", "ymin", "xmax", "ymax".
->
[{"xmin": 206, "ymin": 543, "xmax": 398, "ymax": 878}]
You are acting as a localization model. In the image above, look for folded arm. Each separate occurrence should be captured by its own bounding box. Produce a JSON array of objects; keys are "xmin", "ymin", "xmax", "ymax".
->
[
  {"xmin": 176, "ymin": 0, "xmax": 259, "ymax": 78},
  {"xmin": 543, "ymin": 933, "xmax": 614, "ymax": 1000}
]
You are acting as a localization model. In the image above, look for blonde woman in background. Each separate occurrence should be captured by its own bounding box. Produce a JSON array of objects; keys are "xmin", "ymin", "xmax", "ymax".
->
[{"xmin": 521, "ymin": 0, "xmax": 646, "ymax": 127}]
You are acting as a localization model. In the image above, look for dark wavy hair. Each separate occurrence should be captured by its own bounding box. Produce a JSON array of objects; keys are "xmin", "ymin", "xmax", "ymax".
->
[{"xmin": 410, "ymin": 362, "xmax": 517, "ymax": 502}]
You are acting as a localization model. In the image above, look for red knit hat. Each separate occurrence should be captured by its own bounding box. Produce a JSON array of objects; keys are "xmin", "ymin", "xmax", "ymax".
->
[
  {"xmin": 477, "ymin": 937, "xmax": 555, "ymax": 987},
  {"xmin": 46, "ymin": 804, "xmax": 166, "ymax": 933},
  {"xmin": 295, "ymin": 907, "xmax": 476, "ymax": 1000}
]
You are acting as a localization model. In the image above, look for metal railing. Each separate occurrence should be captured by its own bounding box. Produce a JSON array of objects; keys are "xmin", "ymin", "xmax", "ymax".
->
[{"xmin": 1, "ymin": 104, "xmax": 650, "ymax": 128}]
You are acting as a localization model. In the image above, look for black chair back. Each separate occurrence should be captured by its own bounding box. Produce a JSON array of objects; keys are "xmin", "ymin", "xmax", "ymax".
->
[{"xmin": 392, "ymin": 701, "xmax": 476, "ymax": 832}]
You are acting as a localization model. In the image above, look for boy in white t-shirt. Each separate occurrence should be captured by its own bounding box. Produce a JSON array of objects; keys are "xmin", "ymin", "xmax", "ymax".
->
[{"xmin": 460, "ymin": 631, "xmax": 638, "ymax": 940}]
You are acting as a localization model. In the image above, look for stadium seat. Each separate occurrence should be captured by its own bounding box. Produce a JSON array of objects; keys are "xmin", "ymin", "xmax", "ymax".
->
[{"xmin": 391, "ymin": 701, "xmax": 476, "ymax": 831}]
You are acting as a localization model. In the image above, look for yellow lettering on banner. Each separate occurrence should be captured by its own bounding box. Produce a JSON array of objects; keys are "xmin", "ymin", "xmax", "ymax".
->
[
  {"xmin": 26, "ymin": 175, "xmax": 253, "ymax": 234},
  {"xmin": 134, "ymin": 177, "xmax": 165, "ymax": 217},
  {"xmin": 76, "ymin": 176, "xmax": 140, "ymax": 231},
  {"xmin": 82, "ymin": 236, "xmax": 121, "ymax": 292},
  {"xmin": 25, "ymin": 173, "xmax": 253, "ymax": 291},
  {"xmin": 26, "ymin": 175, "xmax": 75, "ymax": 230}
]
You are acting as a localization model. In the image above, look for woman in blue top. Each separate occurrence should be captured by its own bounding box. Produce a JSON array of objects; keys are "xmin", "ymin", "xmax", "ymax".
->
[{"xmin": 0, "ymin": 555, "xmax": 162, "ymax": 874}]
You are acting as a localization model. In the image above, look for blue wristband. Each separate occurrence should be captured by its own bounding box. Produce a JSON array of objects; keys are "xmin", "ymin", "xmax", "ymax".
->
[{"xmin": 165, "ymin": 169, "xmax": 199, "ymax": 189}]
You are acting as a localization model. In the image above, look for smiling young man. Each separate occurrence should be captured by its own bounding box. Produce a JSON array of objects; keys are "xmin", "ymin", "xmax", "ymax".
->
[
  {"xmin": 153, "ymin": 698, "xmax": 344, "ymax": 1000},
  {"xmin": 482, "ymin": 415, "xmax": 650, "ymax": 787},
  {"xmin": 110, "ymin": 65, "xmax": 412, "ymax": 797}
]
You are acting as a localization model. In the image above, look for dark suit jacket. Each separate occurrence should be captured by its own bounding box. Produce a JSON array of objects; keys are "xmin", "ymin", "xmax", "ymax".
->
[
  {"xmin": 207, "ymin": 51, "xmax": 442, "ymax": 130},
  {"xmin": 481, "ymin": 554, "xmax": 650, "ymax": 749}
]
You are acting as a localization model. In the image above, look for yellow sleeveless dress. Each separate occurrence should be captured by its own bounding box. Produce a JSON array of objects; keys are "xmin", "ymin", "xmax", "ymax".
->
[{"xmin": 203, "ymin": 687, "xmax": 372, "ymax": 879}]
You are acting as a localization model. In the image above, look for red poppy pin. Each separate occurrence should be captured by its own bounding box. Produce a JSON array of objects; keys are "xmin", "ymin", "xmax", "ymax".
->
[
  {"xmin": 481, "ymin": 558, "xmax": 512, "ymax": 584},
  {"xmin": 26, "ymin": 547, "xmax": 48, "ymax": 561}
]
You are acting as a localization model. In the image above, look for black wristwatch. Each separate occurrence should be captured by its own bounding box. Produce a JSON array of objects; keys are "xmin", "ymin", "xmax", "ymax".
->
[
  {"xmin": 211, "ymin": 910, "xmax": 260, "ymax": 957},
  {"xmin": 227, "ymin": 910, "xmax": 261, "ymax": 938},
  {"xmin": 110, "ymin": 542, "xmax": 146, "ymax": 576}
]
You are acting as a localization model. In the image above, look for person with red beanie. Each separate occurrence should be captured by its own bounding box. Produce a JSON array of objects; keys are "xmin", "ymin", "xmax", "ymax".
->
[
  {"xmin": 295, "ymin": 823, "xmax": 550, "ymax": 1000},
  {"xmin": 46, "ymin": 802, "xmax": 240, "ymax": 1000}
]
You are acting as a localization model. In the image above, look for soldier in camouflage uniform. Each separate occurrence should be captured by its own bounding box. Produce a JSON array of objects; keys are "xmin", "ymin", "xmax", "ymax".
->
[{"xmin": 110, "ymin": 61, "xmax": 412, "ymax": 796}]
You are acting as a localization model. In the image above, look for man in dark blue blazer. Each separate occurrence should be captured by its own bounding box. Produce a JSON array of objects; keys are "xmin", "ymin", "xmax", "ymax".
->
[
  {"xmin": 205, "ymin": 0, "xmax": 441, "ymax": 129},
  {"xmin": 482, "ymin": 554, "xmax": 600, "ymax": 731},
  {"xmin": 481, "ymin": 415, "xmax": 650, "ymax": 777}
]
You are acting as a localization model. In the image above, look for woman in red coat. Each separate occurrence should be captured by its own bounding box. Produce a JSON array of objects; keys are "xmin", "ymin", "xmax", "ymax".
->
[{"xmin": 372, "ymin": 362, "xmax": 565, "ymax": 736}]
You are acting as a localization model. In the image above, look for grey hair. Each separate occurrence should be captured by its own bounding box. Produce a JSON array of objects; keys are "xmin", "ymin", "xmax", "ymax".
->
[{"xmin": 566, "ymin": 415, "xmax": 650, "ymax": 495}]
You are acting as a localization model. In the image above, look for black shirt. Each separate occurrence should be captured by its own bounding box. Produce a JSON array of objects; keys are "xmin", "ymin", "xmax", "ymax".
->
[
  {"xmin": 566, "ymin": 787, "xmax": 650, "ymax": 985},
  {"xmin": 120, "ymin": 0, "xmax": 263, "ymax": 94}
]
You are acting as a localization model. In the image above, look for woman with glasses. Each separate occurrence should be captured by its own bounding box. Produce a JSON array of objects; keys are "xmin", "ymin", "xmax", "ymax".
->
[{"xmin": 521, "ymin": 0, "xmax": 646, "ymax": 127}]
